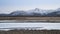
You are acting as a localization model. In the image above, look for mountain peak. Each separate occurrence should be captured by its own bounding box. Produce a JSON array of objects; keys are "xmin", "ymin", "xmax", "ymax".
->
[
  {"xmin": 34, "ymin": 8, "xmax": 40, "ymax": 11},
  {"xmin": 56, "ymin": 8, "xmax": 60, "ymax": 11}
]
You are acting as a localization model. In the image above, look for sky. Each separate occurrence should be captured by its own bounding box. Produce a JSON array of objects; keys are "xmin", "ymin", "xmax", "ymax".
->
[{"xmin": 0, "ymin": 0, "xmax": 60, "ymax": 13}]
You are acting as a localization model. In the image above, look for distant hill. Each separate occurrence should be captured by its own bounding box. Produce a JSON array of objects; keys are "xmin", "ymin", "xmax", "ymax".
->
[{"xmin": 46, "ymin": 11, "xmax": 60, "ymax": 17}]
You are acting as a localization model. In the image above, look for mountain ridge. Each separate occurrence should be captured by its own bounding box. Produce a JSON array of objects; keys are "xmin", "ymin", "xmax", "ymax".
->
[{"xmin": 0, "ymin": 8, "xmax": 60, "ymax": 17}]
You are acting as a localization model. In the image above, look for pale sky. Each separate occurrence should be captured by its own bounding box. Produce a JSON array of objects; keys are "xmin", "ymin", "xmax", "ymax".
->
[{"xmin": 0, "ymin": 0, "xmax": 60, "ymax": 13}]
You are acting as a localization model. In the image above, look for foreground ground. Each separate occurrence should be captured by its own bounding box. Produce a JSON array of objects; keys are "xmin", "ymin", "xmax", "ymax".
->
[{"xmin": 0, "ymin": 30, "xmax": 60, "ymax": 34}]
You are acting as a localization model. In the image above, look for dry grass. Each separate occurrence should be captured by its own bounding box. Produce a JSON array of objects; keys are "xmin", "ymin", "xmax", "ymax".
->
[
  {"xmin": 0, "ymin": 30, "xmax": 60, "ymax": 34},
  {"xmin": 0, "ymin": 17, "xmax": 60, "ymax": 22},
  {"xmin": 0, "ymin": 17, "xmax": 60, "ymax": 20}
]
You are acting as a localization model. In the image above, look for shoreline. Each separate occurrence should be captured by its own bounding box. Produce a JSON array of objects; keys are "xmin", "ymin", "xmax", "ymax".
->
[{"xmin": 0, "ymin": 20, "xmax": 60, "ymax": 23}]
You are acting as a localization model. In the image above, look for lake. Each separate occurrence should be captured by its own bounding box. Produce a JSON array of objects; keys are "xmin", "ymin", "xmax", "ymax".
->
[{"xmin": 0, "ymin": 23, "xmax": 60, "ymax": 31}]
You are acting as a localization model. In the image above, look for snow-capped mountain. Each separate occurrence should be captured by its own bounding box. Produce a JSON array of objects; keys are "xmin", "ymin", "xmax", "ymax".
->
[
  {"xmin": 10, "ymin": 10, "xmax": 35, "ymax": 16},
  {"xmin": 0, "ymin": 8, "xmax": 60, "ymax": 17},
  {"xmin": 10, "ymin": 11, "xmax": 27, "ymax": 16},
  {"xmin": 47, "ymin": 11, "xmax": 60, "ymax": 17},
  {"xmin": 45, "ymin": 8, "xmax": 60, "ymax": 17},
  {"xmin": 10, "ymin": 8, "xmax": 46, "ymax": 16},
  {"xmin": 27, "ymin": 8, "xmax": 47, "ymax": 14},
  {"xmin": 56, "ymin": 8, "xmax": 60, "ymax": 11}
]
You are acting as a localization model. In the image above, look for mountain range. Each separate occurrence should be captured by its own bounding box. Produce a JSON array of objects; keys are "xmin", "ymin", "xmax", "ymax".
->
[{"xmin": 0, "ymin": 8, "xmax": 60, "ymax": 17}]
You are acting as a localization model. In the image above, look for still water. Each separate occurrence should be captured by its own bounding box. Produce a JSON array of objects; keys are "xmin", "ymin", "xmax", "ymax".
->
[{"xmin": 0, "ymin": 23, "xmax": 60, "ymax": 31}]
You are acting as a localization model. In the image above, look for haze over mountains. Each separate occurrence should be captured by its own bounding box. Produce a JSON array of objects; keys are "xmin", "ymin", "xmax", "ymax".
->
[{"xmin": 0, "ymin": 8, "xmax": 60, "ymax": 17}]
